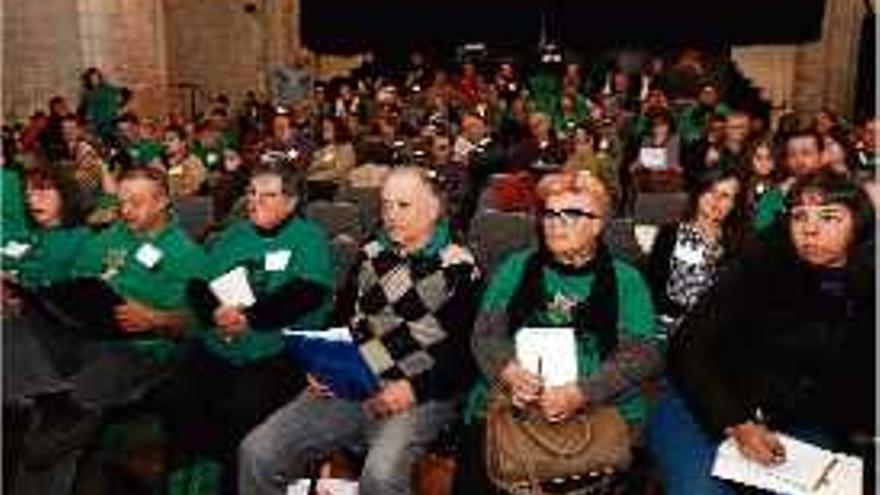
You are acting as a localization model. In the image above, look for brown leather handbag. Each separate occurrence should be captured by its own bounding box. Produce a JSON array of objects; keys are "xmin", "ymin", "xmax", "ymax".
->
[{"xmin": 485, "ymin": 390, "xmax": 632, "ymax": 494}]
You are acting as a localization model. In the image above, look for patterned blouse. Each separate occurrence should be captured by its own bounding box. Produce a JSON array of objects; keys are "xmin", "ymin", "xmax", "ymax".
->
[{"xmin": 665, "ymin": 222, "xmax": 725, "ymax": 310}]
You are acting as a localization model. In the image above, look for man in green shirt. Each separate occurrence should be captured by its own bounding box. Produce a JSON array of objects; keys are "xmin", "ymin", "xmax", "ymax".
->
[
  {"xmin": 149, "ymin": 165, "xmax": 334, "ymax": 478},
  {"xmin": 23, "ymin": 167, "xmax": 206, "ymax": 470},
  {"xmin": 753, "ymin": 130, "xmax": 829, "ymax": 233},
  {"xmin": 116, "ymin": 113, "xmax": 164, "ymax": 167}
]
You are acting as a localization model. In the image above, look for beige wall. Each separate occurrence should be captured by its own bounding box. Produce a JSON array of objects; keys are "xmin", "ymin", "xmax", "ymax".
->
[
  {"xmin": 164, "ymin": 0, "xmax": 266, "ymax": 115},
  {"xmin": 4, "ymin": 0, "xmax": 869, "ymax": 123},
  {"xmin": 732, "ymin": 0, "xmax": 869, "ymax": 121},
  {"xmin": 3, "ymin": 0, "xmax": 83, "ymax": 122},
  {"xmin": 3, "ymin": 0, "xmax": 167, "ymax": 123},
  {"xmin": 78, "ymin": 0, "xmax": 169, "ymax": 119}
]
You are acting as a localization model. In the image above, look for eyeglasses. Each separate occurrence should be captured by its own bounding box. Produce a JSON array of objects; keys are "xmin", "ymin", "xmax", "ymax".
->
[{"xmin": 540, "ymin": 208, "xmax": 600, "ymax": 225}]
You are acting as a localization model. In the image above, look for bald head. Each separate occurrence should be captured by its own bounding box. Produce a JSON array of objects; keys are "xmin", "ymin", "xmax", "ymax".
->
[{"xmin": 380, "ymin": 167, "xmax": 443, "ymax": 252}]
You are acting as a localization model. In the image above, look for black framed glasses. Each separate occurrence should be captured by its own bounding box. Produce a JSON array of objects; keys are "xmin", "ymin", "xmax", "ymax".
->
[{"xmin": 540, "ymin": 208, "xmax": 600, "ymax": 224}]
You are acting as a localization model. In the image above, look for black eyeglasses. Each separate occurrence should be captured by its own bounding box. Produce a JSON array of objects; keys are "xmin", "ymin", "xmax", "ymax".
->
[{"xmin": 540, "ymin": 208, "xmax": 600, "ymax": 224}]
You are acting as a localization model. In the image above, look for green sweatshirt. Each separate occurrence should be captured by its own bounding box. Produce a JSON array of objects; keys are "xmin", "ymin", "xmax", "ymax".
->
[
  {"xmin": 467, "ymin": 249, "xmax": 658, "ymax": 424},
  {"xmin": 2, "ymin": 167, "xmax": 30, "ymax": 239},
  {"xmin": 753, "ymin": 186, "xmax": 785, "ymax": 232},
  {"xmin": 200, "ymin": 217, "xmax": 334, "ymax": 365},
  {"xmin": 71, "ymin": 219, "xmax": 207, "ymax": 362},
  {"xmin": 128, "ymin": 139, "xmax": 165, "ymax": 166},
  {"xmin": 2, "ymin": 225, "xmax": 89, "ymax": 289}
]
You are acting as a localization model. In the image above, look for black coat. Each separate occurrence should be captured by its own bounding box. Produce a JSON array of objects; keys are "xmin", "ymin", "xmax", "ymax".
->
[{"xmin": 669, "ymin": 240, "xmax": 876, "ymax": 441}]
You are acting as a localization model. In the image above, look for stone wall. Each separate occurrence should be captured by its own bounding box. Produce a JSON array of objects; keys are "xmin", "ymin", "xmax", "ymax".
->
[
  {"xmin": 3, "ymin": 0, "xmax": 871, "ymax": 123},
  {"xmin": 3, "ymin": 0, "xmax": 83, "ymax": 122},
  {"xmin": 732, "ymin": 0, "xmax": 869, "ymax": 121}
]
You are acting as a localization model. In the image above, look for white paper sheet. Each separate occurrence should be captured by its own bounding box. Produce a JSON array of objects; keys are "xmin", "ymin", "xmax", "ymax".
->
[
  {"xmin": 281, "ymin": 326, "xmax": 353, "ymax": 343},
  {"xmin": 633, "ymin": 224, "xmax": 660, "ymax": 254},
  {"xmin": 2, "ymin": 241, "xmax": 31, "ymax": 259},
  {"xmin": 209, "ymin": 266, "xmax": 256, "ymax": 308},
  {"xmin": 712, "ymin": 434, "xmax": 863, "ymax": 495},
  {"xmin": 515, "ymin": 327, "xmax": 578, "ymax": 387},
  {"xmin": 639, "ymin": 146, "xmax": 668, "ymax": 170},
  {"xmin": 287, "ymin": 478, "xmax": 359, "ymax": 495}
]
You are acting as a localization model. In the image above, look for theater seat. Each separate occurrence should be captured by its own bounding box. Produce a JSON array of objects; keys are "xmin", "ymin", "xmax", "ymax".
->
[
  {"xmin": 306, "ymin": 200, "xmax": 364, "ymax": 243},
  {"xmin": 468, "ymin": 210, "xmax": 537, "ymax": 273},
  {"xmin": 633, "ymin": 192, "xmax": 688, "ymax": 225}
]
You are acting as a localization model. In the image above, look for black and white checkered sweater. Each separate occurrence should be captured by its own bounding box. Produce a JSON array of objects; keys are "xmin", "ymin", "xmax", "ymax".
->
[{"xmin": 337, "ymin": 235, "xmax": 482, "ymax": 402}]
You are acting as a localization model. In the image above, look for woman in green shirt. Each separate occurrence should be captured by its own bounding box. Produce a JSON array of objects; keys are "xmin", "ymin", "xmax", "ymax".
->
[
  {"xmin": 4, "ymin": 166, "xmax": 89, "ymax": 405},
  {"xmin": 3, "ymin": 166, "xmax": 88, "ymax": 301},
  {"xmin": 457, "ymin": 169, "xmax": 663, "ymax": 493}
]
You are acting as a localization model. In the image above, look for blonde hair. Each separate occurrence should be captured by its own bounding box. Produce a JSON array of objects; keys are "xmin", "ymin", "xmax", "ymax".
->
[{"xmin": 535, "ymin": 169, "xmax": 611, "ymax": 216}]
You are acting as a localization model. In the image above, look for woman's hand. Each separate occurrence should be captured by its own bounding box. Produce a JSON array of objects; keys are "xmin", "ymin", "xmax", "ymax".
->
[
  {"xmin": 499, "ymin": 361, "xmax": 543, "ymax": 407},
  {"xmin": 725, "ymin": 422, "xmax": 786, "ymax": 466},
  {"xmin": 539, "ymin": 384, "xmax": 586, "ymax": 422}
]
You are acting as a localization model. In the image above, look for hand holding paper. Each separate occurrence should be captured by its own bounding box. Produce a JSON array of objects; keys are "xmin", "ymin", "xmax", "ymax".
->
[
  {"xmin": 515, "ymin": 327, "xmax": 578, "ymax": 387},
  {"xmin": 209, "ymin": 266, "xmax": 256, "ymax": 308},
  {"xmin": 712, "ymin": 433, "xmax": 863, "ymax": 495},
  {"xmin": 214, "ymin": 306, "xmax": 249, "ymax": 338}
]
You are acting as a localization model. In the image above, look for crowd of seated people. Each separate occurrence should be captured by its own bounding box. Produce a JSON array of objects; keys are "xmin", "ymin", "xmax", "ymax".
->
[{"xmin": 1, "ymin": 50, "xmax": 876, "ymax": 495}]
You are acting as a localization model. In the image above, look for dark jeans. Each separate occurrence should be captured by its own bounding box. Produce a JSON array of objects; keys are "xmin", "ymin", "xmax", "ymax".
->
[
  {"xmin": 453, "ymin": 419, "xmax": 507, "ymax": 495},
  {"xmin": 147, "ymin": 342, "xmax": 304, "ymax": 459},
  {"xmin": 7, "ymin": 309, "xmax": 173, "ymax": 495},
  {"xmin": 3, "ymin": 312, "xmax": 70, "ymax": 405}
]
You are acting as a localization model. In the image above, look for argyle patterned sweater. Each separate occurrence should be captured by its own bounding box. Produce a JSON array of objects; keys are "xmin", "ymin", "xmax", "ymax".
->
[{"xmin": 336, "ymin": 225, "xmax": 482, "ymax": 403}]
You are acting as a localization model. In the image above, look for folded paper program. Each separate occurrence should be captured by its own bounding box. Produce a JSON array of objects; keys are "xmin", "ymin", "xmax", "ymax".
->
[{"xmin": 209, "ymin": 266, "xmax": 256, "ymax": 308}]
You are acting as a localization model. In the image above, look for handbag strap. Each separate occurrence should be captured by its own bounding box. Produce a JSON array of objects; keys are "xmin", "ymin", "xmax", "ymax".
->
[{"xmin": 518, "ymin": 414, "xmax": 592, "ymax": 456}]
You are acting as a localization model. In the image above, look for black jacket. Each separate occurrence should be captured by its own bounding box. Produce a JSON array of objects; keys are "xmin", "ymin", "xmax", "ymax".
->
[{"xmin": 669, "ymin": 240, "xmax": 876, "ymax": 440}]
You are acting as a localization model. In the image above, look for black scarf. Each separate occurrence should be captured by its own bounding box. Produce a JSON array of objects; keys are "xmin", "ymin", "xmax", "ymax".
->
[{"xmin": 508, "ymin": 243, "xmax": 620, "ymax": 359}]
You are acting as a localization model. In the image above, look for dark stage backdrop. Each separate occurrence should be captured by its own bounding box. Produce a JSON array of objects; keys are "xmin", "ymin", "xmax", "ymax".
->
[{"xmin": 301, "ymin": 0, "xmax": 826, "ymax": 55}]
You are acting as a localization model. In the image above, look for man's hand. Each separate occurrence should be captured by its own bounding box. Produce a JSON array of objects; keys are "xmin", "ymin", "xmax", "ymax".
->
[
  {"xmin": 115, "ymin": 300, "xmax": 159, "ymax": 333},
  {"xmin": 725, "ymin": 422, "xmax": 786, "ymax": 466},
  {"xmin": 499, "ymin": 361, "xmax": 543, "ymax": 408},
  {"xmin": 213, "ymin": 305, "xmax": 248, "ymax": 339},
  {"xmin": 364, "ymin": 380, "xmax": 415, "ymax": 417},
  {"xmin": 539, "ymin": 384, "xmax": 587, "ymax": 422},
  {"xmin": 305, "ymin": 373, "xmax": 335, "ymax": 399}
]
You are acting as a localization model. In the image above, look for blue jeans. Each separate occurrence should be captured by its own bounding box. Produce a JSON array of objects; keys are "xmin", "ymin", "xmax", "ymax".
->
[
  {"xmin": 646, "ymin": 386, "xmax": 737, "ymax": 495},
  {"xmin": 238, "ymin": 392, "xmax": 456, "ymax": 495},
  {"xmin": 647, "ymin": 386, "xmax": 844, "ymax": 495}
]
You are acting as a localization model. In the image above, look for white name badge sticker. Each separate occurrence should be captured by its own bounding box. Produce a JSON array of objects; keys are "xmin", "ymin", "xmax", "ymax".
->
[
  {"xmin": 265, "ymin": 250, "xmax": 291, "ymax": 272},
  {"xmin": 3, "ymin": 241, "xmax": 31, "ymax": 259},
  {"xmin": 135, "ymin": 243, "xmax": 163, "ymax": 269}
]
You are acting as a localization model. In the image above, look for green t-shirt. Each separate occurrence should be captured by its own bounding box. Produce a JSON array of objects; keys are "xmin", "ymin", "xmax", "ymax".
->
[
  {"xmin": 753, "ymin": 186, "xmax": 785, "ymax": 232},
  {"xmin": 2, "ymin": 167, "xmax": 30, "ymax": 239},
  {"xmin": 677, "ymin": 102, "xmax": 732, "ymax": 145},
  {"xmin": 71, "ymin": 219, "xmax": 207, "ymax": 362},
  {"xmin": 200, "ymin": 217, "xmax": 334, "ymax": 365},
  {"xmin": 2, "ymin": 226, "xmax": 89, "ymax": 289},
  {"xmin": 467, "ymin": 249, "xmax": 658, "ymax": 424},
  {"xmin": 128, "ymin": 139, "xmax": 165, "ymax": 166},
  {"xmin": 193, "ymin": 132, "xmax": 238, "ymax": 170}
]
